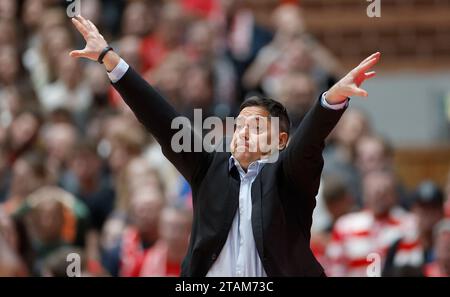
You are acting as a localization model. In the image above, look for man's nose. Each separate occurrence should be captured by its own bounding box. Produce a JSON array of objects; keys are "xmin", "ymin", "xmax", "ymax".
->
[{"xmin": 239, "ymin": 125, "xmax": 249, "ymax": 140}]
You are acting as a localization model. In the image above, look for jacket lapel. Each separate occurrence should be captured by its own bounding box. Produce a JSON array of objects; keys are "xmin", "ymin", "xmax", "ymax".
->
[{"xmin": 251, "ymin": 172, "xmax": 265, "ymax": 260}]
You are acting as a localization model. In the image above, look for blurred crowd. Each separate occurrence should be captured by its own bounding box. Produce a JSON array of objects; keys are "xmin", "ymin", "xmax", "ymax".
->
[{"xmin": 0, "ymin": 0, "xmax": 449, "ymax": 277}]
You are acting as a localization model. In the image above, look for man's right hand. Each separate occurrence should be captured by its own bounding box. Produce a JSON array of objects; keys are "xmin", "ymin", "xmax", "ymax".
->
[{"xmin": 69, "ymin": 15, "xmax": 120, "ymax": 72}]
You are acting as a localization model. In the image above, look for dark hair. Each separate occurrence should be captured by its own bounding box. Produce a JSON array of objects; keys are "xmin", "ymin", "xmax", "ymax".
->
[
  {"xmin": 239, "ymin": 96, "xmax": 291, "ymax": 134},
  {"xmin": 412, "ymin": 181, "xmax": 444, "ymax": 208}
]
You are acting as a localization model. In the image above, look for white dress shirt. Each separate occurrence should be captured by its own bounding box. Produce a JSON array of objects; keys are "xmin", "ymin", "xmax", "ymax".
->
[{"xmin": 206, "ymin": 156, "xmax": 269, "ymax": 277}]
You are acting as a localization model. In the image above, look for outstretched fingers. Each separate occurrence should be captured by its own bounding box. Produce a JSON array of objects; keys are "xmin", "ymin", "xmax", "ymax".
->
[
  {"xmin": 351, "ymin": 86, "xmax": 368, "ymax": 97},
  {"xmin": 87, "ymin": 20, "xmax": 99, "ymax": 34},
  {"xmin": 357, "ymin": 53, "xmax": 381, "ymax": 73},
  {"xmin": 69, "ymin": 49, "xmax": 87, "ymax": 58},
  {"xmin": 360, "ymin": 52, "xmax": 381, "ymax": 65},
  {"xmin": 71, "ymin": 17, "xmax": 89, "ymax": 38},
  {"xmin": 76, "ymin": 15, "xmax": 91, "ymax": 31},
  {"xmin": 364, "ymin": 71, "xmax": 377, "ymax": 80}
]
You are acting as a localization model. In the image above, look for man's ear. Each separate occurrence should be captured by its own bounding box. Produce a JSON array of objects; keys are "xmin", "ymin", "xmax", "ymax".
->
[{"xmin": 278, "ymin": 132, "xmax": 289, "ymax": 150}]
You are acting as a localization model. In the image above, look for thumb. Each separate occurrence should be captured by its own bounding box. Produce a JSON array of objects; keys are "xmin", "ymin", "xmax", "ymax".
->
[
  {"xmin": 351, "ymin": 86, "xmax": 368, "ymax": 97},
  {"xmin": 69, "ymin": 50, "xmax": 88, "ymax": 59}
]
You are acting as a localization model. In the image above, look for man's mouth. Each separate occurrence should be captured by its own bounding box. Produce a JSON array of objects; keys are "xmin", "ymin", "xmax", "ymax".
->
[{"xmin": 237, "ymin": 142, "xmax": 250, "ymax": 149}]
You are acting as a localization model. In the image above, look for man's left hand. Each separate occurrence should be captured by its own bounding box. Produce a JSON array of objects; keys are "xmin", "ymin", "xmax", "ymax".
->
[{"xmin": 325, "ymin": 52, "xmax": 381, "ymax": 104}]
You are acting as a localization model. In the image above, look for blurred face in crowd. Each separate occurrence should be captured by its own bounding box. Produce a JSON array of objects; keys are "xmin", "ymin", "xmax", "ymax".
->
[
  {"xmin": 118, "ymin": 35, "xmax": 141, "ymax": 71},
  {"xmin": 150, "ymin": 52, "xmax": 187, "ymax": 107},
  {"xmin": 2, "ymin": 86, "xmax": 22, "ymax": 118},
  {"xmin": 0, "ymin": 20, "xmax": 17, "ymax": 46},
  {"xmin": 126, "ymin": 158, "xmax": 162, "ymax": 195},
  {"xmin": 285, "ymin": 39, "xmax": 314, "ymax": 73},
  {"xmin": 159, "ymin": 208, "xmax": 192, "ymax": 261},
  {"xmin": 435, "ymin": 231, "xmax": 450, "ymax": 275},
  {"xmin": 10, "ymin": 156, "xmax": 45, "ymax": 198},
  {"xmin": 278, "ymin": 73, "xmax": 316, "ymax": 120},
  {"xmin": 130, "ymin": 190, "xmax": 165, "ymax": 242},
  {"xmin": 272, "ymin": 4, "xmax": 305, "ymax": 40},
  {"xmin": 363, "ymin": 171, "xmax": 397, "ymax": 217},
  {"xmin": 43, "ymin": 26, "xmax": 73, "ymax": 67},
  {"xmin": 356, "ymin": 136, "xmax": 390, "ymax": 176},
  {"xmin": 182, "ymin": 65, "xmax": 213, "ymax": 109},
  {"xmin": 80, "ymin": 0, "xmax": 101, "ymax": 26},
  {"xmin": 85, "ymin": 63, "xmax": 110, "ymax": 97},
  {"xmin": 231, "ymin": 106, "xmax": 288, "ymax": 169},
  {"xmin": 0, "ymin": 234, "xmax": 23, "ymax": 277},
  {"xmin": 186, "ymin": 21, "xmax": 214, "ymax": 58},
  {"xmin": 158, "ymin": 2, "xmax": 184, "ymax": 48},
  {"xmin": 108, "ymin": 143, "xmax": 131, "ymax": 174},
  {"xmin": 413, "ymin": 203, "xmax": 444, "ymax": 238},
  {"xmin": 219, "ymin": 0, "xmax": 238, "ymax": 16},
  {"xmin": 107, "ymin": 136, "xmax": 143, "ymax": 175},
  {"xmin": 101, "ymin": 215, "xmax": 127, "ymax": 251},
  {"xmin": 334, "ymin": 109, "xmax": 370, "ymax": 148},
  {"xmin": 324, "ymin": 192, "xmax": 355, "ymax": 224},
  {"xmin": 39, "ymin": 8, "xmax": 66, "ymax": 37},
  {"xmin": 70, "ymin": 147, "xmax": 101, "ymax": 183},
  {"xmin": 122, "ymin": 1, "xmax": 151, "ymax": 37},
  {"xmin": 9, "ymin": 111, "xmax": 40, "ymax": 149},
  {"xmin": 31, "ymin": 199, "xmax": 64, "ymax": 244},
  {"xmin": 0, "ymin": 45, "xmax": 20, "ymax": 85},
  {"xmin": 57, "ymin": 52, "xmax": 81, "ymax": 89},
  {"xmin": 0, "ymin": 0, "xmax": 17, "ymax": 20},
  {"xmin": 44, "ymin": 123, "xmax": 78, "ymax": 164},
  {"xmin": 22, "ymin": 0, "xmax": 44, "ymax": 31},
  {"xmin": 104, "ymin": 116, "xmax": 145, "ymax": 173},
  {"xmin": 0, "ymin": 210, "xmax": 18, "ymax": 252}
]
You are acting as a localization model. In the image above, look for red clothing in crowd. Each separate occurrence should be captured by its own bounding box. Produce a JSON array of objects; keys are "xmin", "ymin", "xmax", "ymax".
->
[
  {"xmin": 119, "ymin": 227, "xmax": 181, "ymax": 277},
  {"xmin": 325, "ymin": 209, "xmax": 421, "ymax": 276},
  {"xmin": 424, "ymin": 262, "xmax": 449, "ymax": 277},
  {"xmin": 181, "ymin": 0, "xmax": 219, "ymax": 18}
]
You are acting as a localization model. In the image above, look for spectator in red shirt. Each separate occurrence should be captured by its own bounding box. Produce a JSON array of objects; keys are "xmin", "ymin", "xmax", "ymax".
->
[
  {"xmin": 326, "ymin": 170, "xmax": 416, "ymax": 276},
  {"xmin": 140, "ymin": 206, "xmax": 192, "ymax": 276},
  {"xmin": 118, "ymin": 187, "xmax": 165, "ymax": 277}
]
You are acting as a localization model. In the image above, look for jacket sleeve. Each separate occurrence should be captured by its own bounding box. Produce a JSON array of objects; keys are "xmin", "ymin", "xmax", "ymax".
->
[
  {"xmin": 282, "ymin": 94, "xmax": 347, "ymax": 208},
  {"xmin": 112, "ymin": 66, "xmax": 211, "ymax": 184}
]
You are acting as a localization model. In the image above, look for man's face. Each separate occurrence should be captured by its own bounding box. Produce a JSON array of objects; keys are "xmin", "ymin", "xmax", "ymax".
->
[{"xmin": 230, "ymin": 106, "xmax": 280, "ymax": 168}]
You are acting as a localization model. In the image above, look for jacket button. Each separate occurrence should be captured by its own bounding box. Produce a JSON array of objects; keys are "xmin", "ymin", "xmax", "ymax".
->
[{"xmin": 211, "ymin": 253, "xmax": 217, "ymax": 261}]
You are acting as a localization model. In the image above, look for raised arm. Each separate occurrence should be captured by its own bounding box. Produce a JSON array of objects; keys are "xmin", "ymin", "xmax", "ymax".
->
[
  {"xmin": 283, "ymin": 52, "xmax": 381, "ymax": 191},
  {"xmin": 69, "ymin": 16, "xmax": 211, "ymax": 184}
]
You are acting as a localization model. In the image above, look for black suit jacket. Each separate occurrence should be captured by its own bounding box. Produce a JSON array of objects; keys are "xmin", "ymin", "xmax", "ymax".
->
[{"xmin": 112, "ymin": 67, "xmax": 347, "ymax": 276}]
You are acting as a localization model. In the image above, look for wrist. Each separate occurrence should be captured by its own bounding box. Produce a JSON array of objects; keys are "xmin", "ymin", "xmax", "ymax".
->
[
  {"xmin": 324, "ymin": 90, "xmax": 348, "ymax": 104},
  {"xmin": 103, "ymin": 51, "xmax": 121, "ymax": 72}
]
